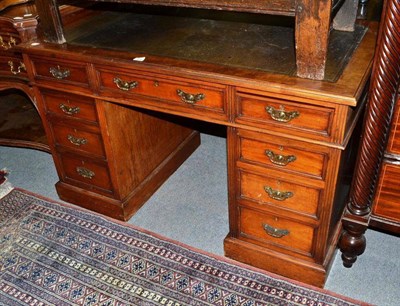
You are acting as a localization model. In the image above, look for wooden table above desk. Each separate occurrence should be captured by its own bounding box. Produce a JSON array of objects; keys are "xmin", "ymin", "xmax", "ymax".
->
[{"xmin": 34, "ymin": 0, "xmax": 361, "ymax": 80}]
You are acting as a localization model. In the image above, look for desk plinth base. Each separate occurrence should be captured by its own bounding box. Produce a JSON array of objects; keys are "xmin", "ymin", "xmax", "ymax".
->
[
  {"xmin": 224, "ymin": 236, "xmax": 334, "ymax": 288},
  {"xmin": 55, "ymin": 131, "xmax": 200, "ymax": 221}
]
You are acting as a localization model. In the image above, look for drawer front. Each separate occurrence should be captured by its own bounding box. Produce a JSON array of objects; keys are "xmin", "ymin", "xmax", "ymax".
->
[
  {"xmin": 238, "ymin": 130, "xmax": 328, "ymax": 180},
  {"xmin": 58, "ymin": 153, "xmax": 113, "ymax": 193},
  {"xmin": 51, "ymin": 122, "xmax": 105, "ymax": 157},
  {"xmin": 373, "ymin": 162, "xmax": 400, "ymax": 222},
  {"xmin": 31, "ymin": 57, "xmax": 89, "ymax": 86},
  {"xmin": 239, "ymin": 170, "xmax": 320, "ymax": 216},
  {"xmin": 239, "ymin": 207, "xmax": 315, "ymax": 255},
  {"xmin": 235, "ymin": 91, "xmax": 334, "ymax": 138},
  {"xmin": 387, "ymin": 100, "xmax": 400, "ymax": 155},
  {"xmin": 97, "ymin": 68, "xmax": 227, "ymax": 118},
  {"xmin": 41, "ymin": 91, "xmax": 98, "ymax": 123},
  {"xmin": 0, "ymin": 55, "xmax": 27, "ymax": 78}
]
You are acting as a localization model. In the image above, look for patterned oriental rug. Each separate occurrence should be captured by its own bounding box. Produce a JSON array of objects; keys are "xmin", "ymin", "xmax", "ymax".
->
[{"xmin": 0, "ymin": 188, "xmax": 370, "ymax": 306}]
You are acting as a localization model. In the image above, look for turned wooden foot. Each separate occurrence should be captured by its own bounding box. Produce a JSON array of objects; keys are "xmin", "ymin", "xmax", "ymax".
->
[{"xmin": 339, "ymin": 220, "xmax": 367, "ymax": 268}]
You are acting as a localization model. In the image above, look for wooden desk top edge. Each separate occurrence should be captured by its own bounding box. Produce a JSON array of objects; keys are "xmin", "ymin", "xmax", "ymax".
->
[{"xmin": 18, "ymin": 20, "xmax": 378, "ymax": 107}]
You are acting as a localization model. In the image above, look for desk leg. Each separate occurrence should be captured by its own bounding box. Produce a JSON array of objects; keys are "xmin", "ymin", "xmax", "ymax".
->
[{"xmin": 338, "ymin": 0, "xmax": 400, "ymax": 267}]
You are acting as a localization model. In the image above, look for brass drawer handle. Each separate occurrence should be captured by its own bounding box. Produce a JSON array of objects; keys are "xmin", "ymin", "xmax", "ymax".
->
[
  {"xmin": 176, "ymin": 89, "xmax": 205, "ymax": 104},
  {"xmin": 0, "ymin": 35, "xmax": 16, "ymax": 50},
  {"xmin": 76, "ymin": 167, "xmax": 95, "ymax": 179},
  {"xmin": 49, "ymin": 65, "xmax": 70, "ymax": 79},
  {"xmin": 113, "ymin": 77, "xmax": 138, "ymax": 91},
  {"xmin": 8, "ymin": 61, "xmax": 26, "ymax": 75},
  {"xmin": 265, "ymin": 150, "xmax": 296, "ymax": 166},
  {"xmin": 59, "ymin": 104, "xmax": 80, "ymax": 115},
  {"xmin": 67, "ymin": 135, "xmax": 88, "ymax": 146},
  {"xmin": 262, "ymin": 223, "xmax": 290, "ymax": 238},
  {"xmin": 264, "ymin": 186, "xmax": 293, "ymax": 201},
  {"xmin": 265, "ymin": 106, "xmax": 299, "ymax": 123}
]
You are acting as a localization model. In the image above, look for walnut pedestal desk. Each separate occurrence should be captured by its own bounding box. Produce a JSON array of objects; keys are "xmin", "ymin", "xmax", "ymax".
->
[{"xmin": 19, "ymin": 1, "xmax": 377, "ymax": 287}]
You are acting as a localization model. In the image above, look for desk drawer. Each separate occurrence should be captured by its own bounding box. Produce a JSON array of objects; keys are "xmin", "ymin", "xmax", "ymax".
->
[
  {"xmin": 41, "ymin": 91, "xmax": 98, "ymax": 123},
  {"xmin": 239, "ymin": 170, "xmax": 321, "ymax": 217},
  {"xmin": 96, "ymin": 67, "xmax": 227, "ymax": 119},
  {"xmin": 239, "ymin": 207, "xmax": 315, "ymax": 256},
  {"xmin": 372, "ymin": 162, "xmax": 400, "ymax": 223},
  {"xmin": 387, "ymin": 99, "xmax": 400, "ymax": 155},
  {"xmin": 51, "ymin": 122, "xmax": 105, "ymax": 158},
  {"xmin": 58, "ymin": 153, "xmax": 113, "ymax": 194},
  {"xmin": 30, "ymin": 57, "xmax": 89, "ymax": 87},
  {"xmin": 235, "ymin": 91, "xmax": 334, "ymax": 139},
  {"xmin": 0, "ymin": 55, "xmax": 26, "ymax": 78},
  {"xmin": 237, "ymin": 129, "xmax": 328, "ymax": 180}
]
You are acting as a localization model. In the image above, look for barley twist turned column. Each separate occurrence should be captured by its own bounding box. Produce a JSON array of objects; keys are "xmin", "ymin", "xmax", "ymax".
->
[{"xmin": 339, "ymin": 0, "xmax": 400, "ymax": 267}]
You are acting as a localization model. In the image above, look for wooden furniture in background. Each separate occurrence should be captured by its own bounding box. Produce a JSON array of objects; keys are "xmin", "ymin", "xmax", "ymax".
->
[
  {"xmin": 0, "ymin": 1, "xmax": 37, "ymax": 93},
  {"xmin": 34, "ymin": 0, "xmax": 360, "ymax": 80},
  {"xmin": 372, "ymin": 101, "xmax": 400, "ymax": 232},
  {"xmin": 0, "ymin": 0, "xmax": 30, "ymax": 11},
  {"xmin": 0, "ymin": 1, "xmax": 47, "ymax": 151},
  {"xmin": 0, "ymin": 1, "xmax": 98, "ymax": 152},
  {"xmin": 339, "ymin": 0, "xmax": 400, "ymax": 267}
]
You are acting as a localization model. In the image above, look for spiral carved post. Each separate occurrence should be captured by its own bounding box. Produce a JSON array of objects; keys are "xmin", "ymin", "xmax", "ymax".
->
[{"xmin": 339, "ymin": 0, "xmax": 400, "ymax": 267}]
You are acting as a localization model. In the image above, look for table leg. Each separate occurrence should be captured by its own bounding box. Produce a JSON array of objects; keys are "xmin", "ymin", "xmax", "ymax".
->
[
  {"xmin": 35, "ymin": 0, "xmax": 65, "ymax": 43},
  {"xmin": 295, "ymin": 0, "xmax": 332, "ymax": 80}
]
